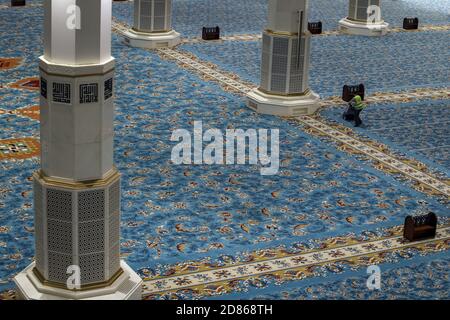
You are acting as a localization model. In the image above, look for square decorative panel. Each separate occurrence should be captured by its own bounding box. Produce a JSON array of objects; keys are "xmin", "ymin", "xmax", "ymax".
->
[
  {"xmin": 52, "ymin": 83, "xmax": 71, "ymax": 104},
  {"xmin": 40, "ymin": 77, "xmax": 47, "ymax": 99},
  {"xmin": 80, "ymin": 83, "xmax": 99, "ymax": 104},
  {"xmin": 104, "ymin": 78, "xmax": 113, "ymax": 100}
]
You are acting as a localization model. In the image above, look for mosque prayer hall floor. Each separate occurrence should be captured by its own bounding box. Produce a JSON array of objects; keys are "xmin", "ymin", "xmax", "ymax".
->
[{"xmin": 0, "ymin": 0, "xmax": 449, "ymax": 300}]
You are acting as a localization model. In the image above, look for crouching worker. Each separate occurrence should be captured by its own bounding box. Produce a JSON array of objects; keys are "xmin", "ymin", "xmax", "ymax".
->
[{"xmin": 343, "ymin": 95, "xmax": 367, "ymax": 127}]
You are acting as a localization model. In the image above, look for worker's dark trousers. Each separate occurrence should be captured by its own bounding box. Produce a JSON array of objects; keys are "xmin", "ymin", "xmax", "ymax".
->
[{"xmin": 354, "ymin": 109, "xmax": 362, "ymax": 127}]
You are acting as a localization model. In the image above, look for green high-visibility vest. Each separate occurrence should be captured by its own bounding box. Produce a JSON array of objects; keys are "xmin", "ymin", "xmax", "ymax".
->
[{"xmin": 353, "ymin": 95, "xmax": 366, "ymax": 110}]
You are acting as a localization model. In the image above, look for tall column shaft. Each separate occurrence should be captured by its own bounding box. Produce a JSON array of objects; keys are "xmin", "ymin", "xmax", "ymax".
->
[
  {"xmin": 246, "ymin": 0, "xmax": 320, "ymax": 117},
  {"xmin": 15, "ymin": 0, "xmax": 142, "ymax": 300},
  {"xmin": 37, "ymin": 0, "xmax": 120, "ymax": 288},
  {"xmin": 133, "ymin": 0, "xmax": 173, "ymax": 33},
  {"xmin": 260, "ymin": 0, "xmax": 312, "ymax": 96},
  {"xmin": 348, "ymin": 0, "xmax": 381, "ymax": 22},
  {"xmin": 123, "ymin": 0, "xmax": 180, "ymax": 49},
  {"xmin": 339, "ymin": 0, "xmax": 389, "ymax": 36}
]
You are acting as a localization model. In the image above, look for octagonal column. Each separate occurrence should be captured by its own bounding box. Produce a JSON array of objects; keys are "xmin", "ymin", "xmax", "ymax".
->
[
  {"xmin": 246, "ymin": 0, "xmax": 320, "ymax": 116},
  {"xmin": 14, "ymin": 0, "xmax": 142, "ymax": 300},
  {"xmin": 339, "ymin": 0, "xmax": 389, "ymax": 36},
  {"xmin": 123, "ymin": 0, "xmax": 181, "ymax": 49}
]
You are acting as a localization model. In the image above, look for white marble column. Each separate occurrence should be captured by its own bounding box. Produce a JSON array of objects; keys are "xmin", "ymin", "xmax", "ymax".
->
[
  {"xmin": 123, "ymin": 0, "xmax": 181, "ymax": 49},
  {"xmin": 246, "ymin": 0, "xmax": 320, "ymax": 116},
  {"xmin": 339, "ymin": 0, "xmax": 389, "ymax": 36},
  {"xmin": 14, "ymin": 0, "xmax": 142, "ymax": 300}
]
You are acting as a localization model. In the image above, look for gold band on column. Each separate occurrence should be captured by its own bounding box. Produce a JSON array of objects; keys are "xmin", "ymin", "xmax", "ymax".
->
[
  {"xmin": 32, "ymin": 267, "xmax": 124, "ymax": 291},
  {"xmin": 35, "ymin": 168, "xmax": 121, "ymax": 190}
]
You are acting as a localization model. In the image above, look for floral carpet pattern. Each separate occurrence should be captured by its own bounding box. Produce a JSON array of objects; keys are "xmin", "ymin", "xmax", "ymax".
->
[
  {"xmin": 0, "ymin": 1, "xmax": 449, "ymax": 299},
  {"xmin": 246, "ymin": 254, "xmax": 449, "ymax": 300},
  {"xmin": 180, "ymin": 30, "xmax": 450, "ymax": 97},
  {"xmin": 139, "ymin": 226, "xmax": 449, "ymax": 299},
  {"xmin": 111, "ymin": 0, "xmax": 450, "ymax": 36},
  {"xmin": 320, "ymin": 99, "xmax": 450, "ymax": 172}
]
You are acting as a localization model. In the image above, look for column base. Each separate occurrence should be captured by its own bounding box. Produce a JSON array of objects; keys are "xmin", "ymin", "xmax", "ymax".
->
[
  {"xmin": 338, "ymin": 18, "xmax": 389, "ymax": 36},
  {"xmin": 13, "ymin": 260, "xmax": 143, "ymax": 300},
  {"xmin": 246, "ymin": 88, "xmax": 320, "ymax": 116},
  {"xmin": 122, "ymin": 29, "xmax": 181, "ymax": 49}
]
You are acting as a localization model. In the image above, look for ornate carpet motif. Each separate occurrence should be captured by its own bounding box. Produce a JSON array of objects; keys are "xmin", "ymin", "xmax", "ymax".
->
[
  {"xmin": 0, "ymin": 58, "xmax": 21, "ymax": 70},
  {"xmin": 0, "ymin": 1, "xmax": 449, "ymax": 300},
  {"xmin": 179, "ymin": 31, "xmax": 450, "ymax": 97},
  {"xmin": 121, "ymin": 40, "xmax": 449, "ymax": 200},
  {"xmin": 319, "ymin": 88, "xmax": 450, "ymax": 107},
  {"xmin": 12, "ymin": 105, "xmax": 40, "ymax": 121},
  {"xmin": 295, "ymin": 116, "xmax": 450, "ymax": 199},
  {"xmin": 0, "ymin": 105, "xmax": 40, "ymax": 122},
  {"xmin": 112, "ymin": 0, "xmax": 450, "ymax": 37},
  {"xmin": 156, "ymin": 48, "xmax": 254, "ymax": 95},
  {"xmin": 181, "ymin": 24, "xmax": 450, "ymax": 44},
  {"xmin": 0, "ymin": 138, "xmax": 40, "ymax": 160},
  {"xmin": 141, "ymin": 226, "xmax": 449, "ymax": 299},
  {"xmin": 319, "ymin": 99, "xmax": 450, "ymax": 172},
  {"xmin": 9, "ymin": 77, "xmax": 40, "ymax": 91},
  {"xmin": 247, "ymin": 257, "xmax": 450, "ymax": 300}
]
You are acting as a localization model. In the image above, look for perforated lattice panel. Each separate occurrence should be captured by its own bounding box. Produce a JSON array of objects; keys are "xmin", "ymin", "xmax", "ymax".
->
[
  {"xmin": 48, "ymin": 251, "xmax": 73, "ymax": 283},
  {"xmin": 261, "ymin": 37, "xmax": 272, "ymax": 72},
  {"xmin": 47, "ymin": 189, "xmax": 72, "ymax": 222},
  {"xmin": 133, "ymin": 0, "xmax": 140, "ymax": 29},
  {"xmin": 289, "ymin": 63, "xmax": 304, "ymax": 78},
  {"xmin": 291, "ymin": 38, "xmax": 306, "ymax": 61},
  {"xmin": 289, "ymin": 74, "xmax": 304, "ymax": 93},
  {"xmin": 108, "ymin": 242, "xmax": 121, "ymax": 276},
  {"xmin": 272, "ymin": 37, "xmax": 289, "ymax": 56},
  {"xmin": 47, "ymin": 219, "xmax": 73, "ymax": 254},
  {"xmin": 78, "ymin": 190, "xmax": 105, "ymax": 222},
  {"xmin": 79, "ymin": 220, "xmax": 105, "ymax": 254},
  {"xmin": 270, "ymin": 74, "xmax": 287, "ymax": 93},
  {"xmin": 109, "ymin": 180, "xmax": 120, "ymax": 214},
  {"xmin": 349, "ymin": 0, "xmax": 357, "ymax": 19},
  {"xmin": 79, "ymin": 253, "xmax": 105, "ymax": 284},
  {"xmin": 290, "ymin": 53, "xmax": 305, "ymax": 74},
  {"xmin": 140, "ymin": 0, "xmax": 153, "ymax": 16},
  {"xmin": 270, "ymin": 37, "xmax": 289, "ymax": 93},
  {"xmin": 356, "ymin": 0, "xmax": 370, "ymax": 20},
  {"xmin": 154, "ymin": 0, "xmax": 166, "ymax": 17},
  {"xmin": 166, "ymin": 0, "xmax": 172, "ymax": 26},
  {"xmin": 356, "ymin": 7, "xmax": 367, "ymax": 20},
  {"xmin": 271, "ymin": 55, "xmax": 288, "ymax": 75},
  {"xmin": 109, "ymin": 180, "xmax": 120, "ymax": 249},
  {"xmin": 153, "ymin": 17, "xmax": 166, "ymax": 31},
  {"xmin": 260, "ymin": 70, "xmax": 269, "ymax": 91},
  {"xmin": 139, "ymin": 0, "xmax": 153, "ymax": 31},
  {"xmin": 118, "ymin": 276, "xmax": 135, "ymax": 295},
  {"xmin": 34, "ymin": 180, "xmax": 44, "ymax": 273},
  {"xmin": 260, "ymin": 35, "xmax": 272, "ymax": 90},
  {"xmin": 109, "ymin": 213, "xmax": 120, "ymax": 248},
  {"xmin": 140, "ymin": 18, "xmax": 152, "ymax": 31}
]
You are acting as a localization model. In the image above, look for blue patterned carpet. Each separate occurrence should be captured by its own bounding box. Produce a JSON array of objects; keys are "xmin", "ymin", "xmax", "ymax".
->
[
  {"xmin": 0, "ymin": 1, "xmax": 449, "ymax": 299},
  {"xmin": 112, "ymin": 0, "xmax": 450, "ymax": 36},
  {"xmin": 320, "ymin": 99, "xmax": 450, "ymax": 172},
  {"xmin": 243, "ymin": 253, "xmax": 450, "ymax": 300},
  {"xmin": 180, "ymin": 30, "xmax": 450, "ymax": 97}
]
